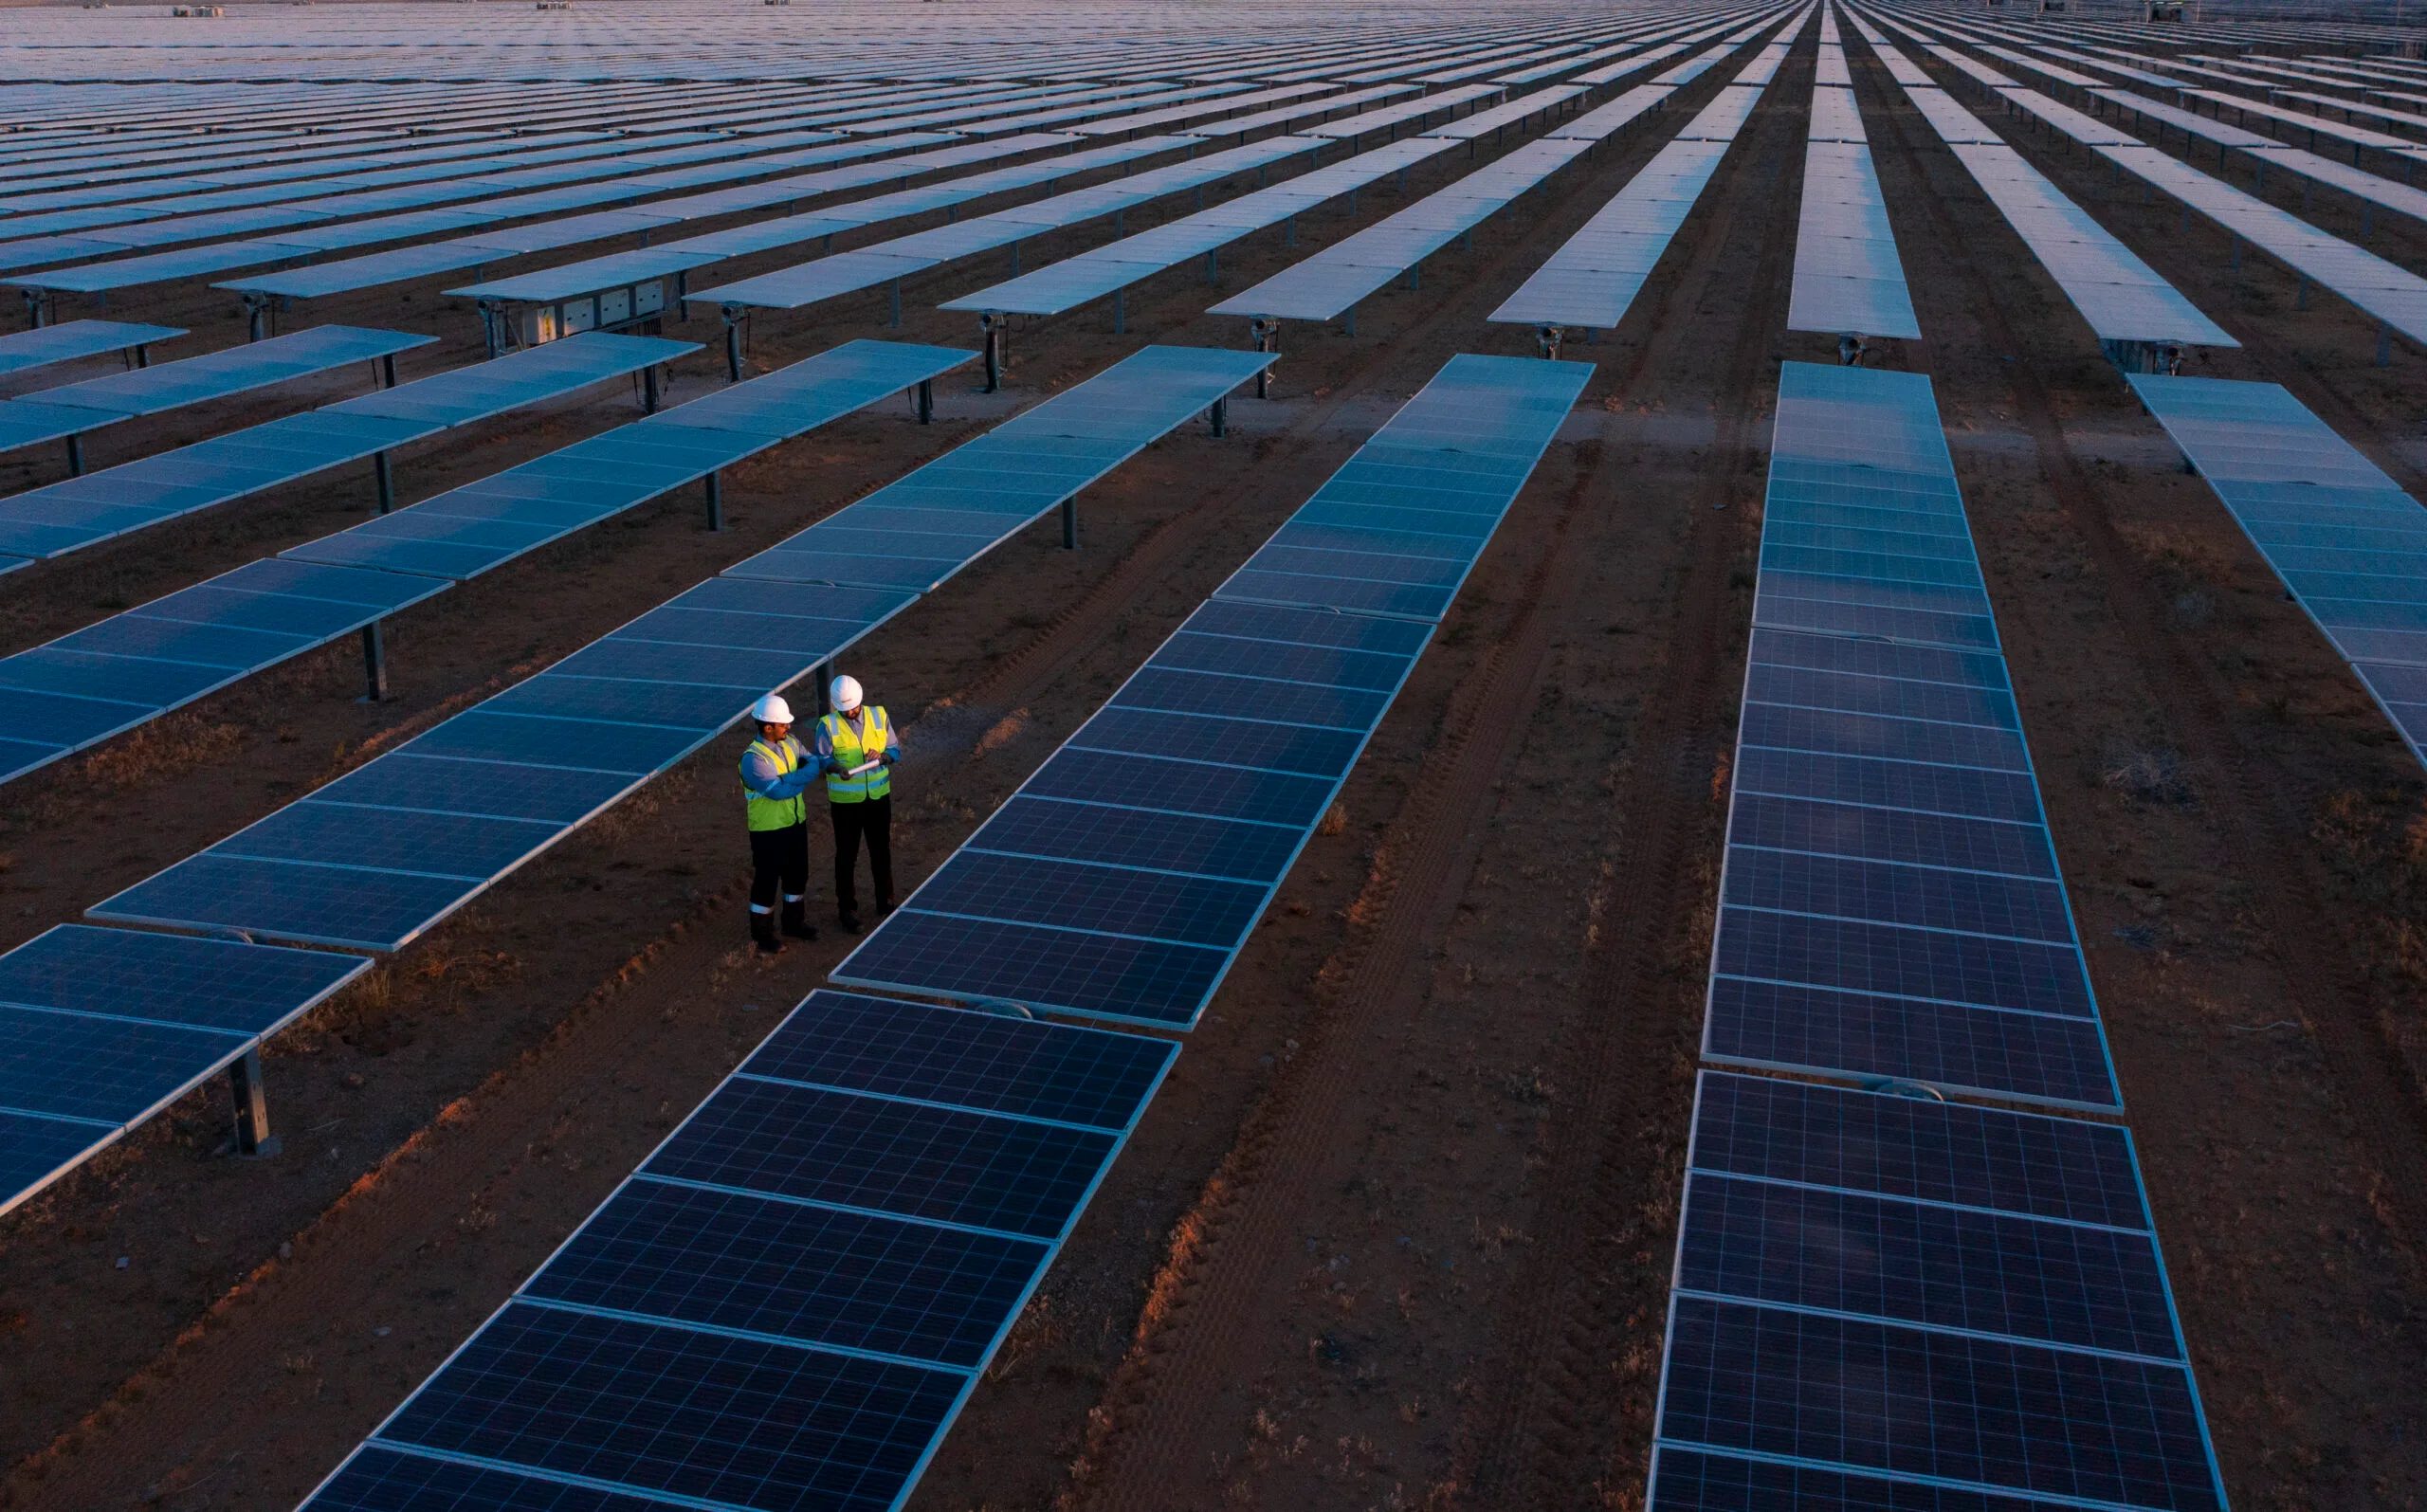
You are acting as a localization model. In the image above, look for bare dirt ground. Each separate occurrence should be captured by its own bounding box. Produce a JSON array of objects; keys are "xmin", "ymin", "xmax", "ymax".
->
[{"xmin": 1, "ymin": 27, "xmax": 2424, "ymax": 1512}]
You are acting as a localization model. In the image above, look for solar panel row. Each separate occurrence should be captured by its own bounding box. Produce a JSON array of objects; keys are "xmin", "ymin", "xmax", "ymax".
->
[
  {"xmin": 84, "ymin": 345, "xmax": 1270, "ymax": 953},
  {"xmin": 0, "ymin": 330, "xmax": 693, "ymax": 572},
  {"xmin": 0, "ymin": 323, "xmax": 430, "ymax": 459},
  {"xmin": 301, "ymin": 990, "xmax": 1175, "ymax": 1512},
  {"xmin": 2131, "ymin": 373, "xmax": 2427, "ymax": 771},
  {"xmin": 0, "ymin": 925, "xmax": 369, "ymax": 1219},
  {"xmin": 0, "ymin": 340, "xmax": 975, "ymax": 790},
  {"xmin": 833, "ymin": 354, "xmax": 1590, "ymax": 1029},
  {"xmin": 1706, "ymin": 361, "xmax": 2123, "ymax": 1111},
  {"xmin": 1490, "ymin": 26, "xmax": 1797, "ymax": 335},
  {"xmin": 1849, "ymin": 19, "xmax": 2235, "ymax": 350},
  {"xmin": 1648, "ymin": 1070, "xmax": 2228, "ymax": 1511},
  {"xmin": 0, "ymin": 317, "xmax": 183, "ymax": 379},
  {"xmin": 1787, "ymin": 25, "xmax": 1920, "ymax": 340}
]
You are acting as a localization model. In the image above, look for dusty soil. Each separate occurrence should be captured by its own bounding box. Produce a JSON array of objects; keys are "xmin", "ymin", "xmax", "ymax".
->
[{"xmin": 1, "ymin": 27, "xmax": 2424, "ymax": 1512}]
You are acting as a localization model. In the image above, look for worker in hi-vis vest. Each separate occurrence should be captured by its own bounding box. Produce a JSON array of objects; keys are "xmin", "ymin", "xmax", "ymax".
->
[
  {"xmin": 812, "ymin": 674, "xmax": 900, "ymax": 935},
  {"xmin": 738, "ymin": 693, "xmax": 820, "ymax": 954}
]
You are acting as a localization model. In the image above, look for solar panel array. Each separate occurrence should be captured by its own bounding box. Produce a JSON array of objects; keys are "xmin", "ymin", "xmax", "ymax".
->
[
  {"xmin": 1786, "ymin": 11, "xmax": 1921, "ymax": 340},
  {"xmin": 0, "ymin": 324, "xmax": 429, "ymax": 459},
  {"xmin": 2131, "ymin": 373, "xmax": 2427, "ymax": 771},
  {"xmin": 939, "ymin": 131, "xmax": 1469, "ymax": 318},
  {"xmin": 1707, "ymin": 361, "xmax": 2122, "ymax": 1111},
  {"xmin": 1648, "ymin": 1070, "xmax": 2228, "ymax": 1511},
  {"xmin": 0, "ymin": 318, "xmax": 182, "ymax": 378},
  {"xmin": 1490, "ymin": 22, "xmax": 1800, "ymax": 333},
  {"xmin": 1648, "ymin": 359, "xmax": 2226, "ymax": 1511},
  {"xmin": 1869, "ymin": 8, "xmax": 2427, "ymax": 355},
  {"xmin": 0, "ymin": 925, "xmax": 368, "ymax": 1219},
  {"xmin": 833, "ymin": 355, "xmax": 1590, "ymax": 1029},
  {"xmin": 1209, "ymin": 35, "xmax": 1772, "ymax": 328},
  {"xmin": 86, "ymin": 345, "xmax": 1269, "ymax": 953},
  {"xmin": 0, "ymin": 340, "xmax": 974, "ymax": 790},
  {"xmin": 693, "ymin": 133, "xmax": 1329, "ymax": 314},
  {"xmin": 301, "ymin": 990, "xmax": 1175, "ymax": 1512},
  {"xmin": 0, "ymin": 331, "xmax": 692, "ymax": 572},
  {"xmin": 1847, "ymin": 15, "xmax": 2236, "ymax": 351}
]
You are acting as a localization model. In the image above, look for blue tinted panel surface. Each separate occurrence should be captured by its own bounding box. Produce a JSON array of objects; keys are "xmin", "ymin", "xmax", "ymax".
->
[
  {"xmin": 1657, "ymin": 1297, "xmax": 2221, "ymax": 1511},
  {"xmin": 0, "ymin": 1112, "xmax": 109, "ymax": 1218},
  {"xmin": 646, "ymin": 1076, "xmax": 1115, "ymax": 1241},
  {"xmin": 1713, "ymin": 364, "xmax": 2121, "ymax": 1110},
  {"xmin": 526, "ymin": 1180, "xmax": 1045, "ymax": 1369},
  {"xmin": 306, "ymin": 1446, "xmax": 685, "ymax": 1512},
  {"xmin": 0, "ymin": 921, "xmax": 367, "ymax": 1034},
  {"xmin": 1650, "ymin": 1447, "xmax": 2085, "ymax": 1511},
  {"xmin": 743, "ymin": 991, "xmax": 1172, "ymax": 1130},
  {"xmin": 377, "ymin": 1303, "xmax": 960, "ymax": 1512}
]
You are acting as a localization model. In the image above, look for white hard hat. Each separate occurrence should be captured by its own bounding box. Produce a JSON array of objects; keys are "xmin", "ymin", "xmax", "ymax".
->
[
  {"xmin": 830, "ymin": 675, "xmax": 863, "ymax": 714},
  {"xmin": 751, "ymin": 693, "xmax": 794, "ymax": 726}
]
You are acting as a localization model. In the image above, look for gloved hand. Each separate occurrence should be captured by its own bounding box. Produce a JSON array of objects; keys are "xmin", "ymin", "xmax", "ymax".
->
[{"xmin": 881, "ymin": 753, "xmax": 898, "ymax": 766}]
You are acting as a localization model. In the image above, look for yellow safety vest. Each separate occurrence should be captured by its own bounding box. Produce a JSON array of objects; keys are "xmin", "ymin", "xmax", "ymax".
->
[
  {"xmin": 819, "ymin": 706, "xmax": 893, "ymax": 803},
  {"xmin": 740, "ymin": 737, "xmax": 808, "ymax": 831}
]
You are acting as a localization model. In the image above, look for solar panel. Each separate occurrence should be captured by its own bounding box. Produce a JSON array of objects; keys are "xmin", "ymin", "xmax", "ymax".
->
[
  {"xmin": 302, "ymin": 990, "xmax": 1172, "ymax": 1512},
  {"xmin": 1790, "ymin": 73, "xmax": 1920, "ymax": 341},
  {"xmin": 726, "ymin": 343, "xmax": 1272, "ymax": 588},
  {"xmin": 1647, "ymin": 1072, "xmax": 2228, "ymax": 1512},
  {"xmin": 0, "ymin": 324, "xmax": 430, "ymax": 456},
  {"xmin": 2131, "ymin": 373, "xmax": 2427, "ymax": 771},
  {"xmin": 0, "ymin": 332, "xmax": 692, "ymax": 571},
  {"xmin": 0, "ymin": 923, "xmax": 369, "ymax": 1218},
  {"xmin": 1491, "ymin": 54, "xmax": 1779, "ymax": 332},
  {"xmin": 696, "ymin": 136, "xmax": 1321, "ymax": 314},
  {"xmin": 1854, "ymin": 34, "xmax": 2235, "ymax": 349},
  {"xmin": 0, "ymin": 318, "xmax": 183, "ymax": 379},
  {"xmin": 1209, "ymin": 135, "xmax": 1602, "ymax": 322},
  {"xmin": 833, "ymin": 355, "xmax": 1587, "ymax": 1029},
  {"xmin": 1706, "ymin": 363, "xmax": 2121, "ymax": 1111},
  {"xmin": 88, "ymin": 346, "xmax": 1252, "ymax": 952}
]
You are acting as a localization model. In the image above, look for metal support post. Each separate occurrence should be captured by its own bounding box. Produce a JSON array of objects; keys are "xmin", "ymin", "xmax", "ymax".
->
[
  {"xmin": 813, "ymin": 663, "xmax": 832, "ymax": 716},
  {"xmin": 917, "ymin": 378, "xmax": 933, "ymax": 425},
  {"xmin": 379, "ymin": 353, "xmax": 397, "ymax": 389},
  {"xmin": 360, "ymin": 621, "xmax": 389, "ymax": 701},
  {"xmin": 703, "ymin": 469, "xmax": 723, "ymax": 531},
  {"xmin": 890, "ymin": 278, "xmax": 902, "ymax": 328},
  {"xmin": 1250, "ymin": 319, "xmax": 1275, "ymax": 399},
  {"xmin": 1012, "ymin": 240, "xmax": 1022, "ymax": 274},
  {"xmin": 1062, "ymin": 492, "xmax": 1078, "ymax": 549},
  {"xmin": 246, "ymin": 295, "xmax": 269, "ymax": 342},
  {"xmin": 982, "ymin": 313, "xmax": 1003, "ymax": 393},
  {"xmin": 1211, "ymin": 397, "xmax": 1227, "ymax": 438},
  {"xmin": 2379, "ymin": 321, "xmax": 2393, "ymax": 367},
  {"xmin": 64, "ymin": 433, "xmax": 83, "ymax": 477},
  {"xmin": 229, "ymin": 1048, "xmax": 278, "ymax": 1158},
  {"xmin": 373, "ymin": 450, "xmax": 395, "ymax": 515},
  {"xmin": 643, "ymin": 364, "xmax": 661, "ymax": 413},
  {"xmin": 723, "ymin": 311, "xmax": 744, "ymax": 381},
  {"xmin": 1204, "ymin": 250, "xmax": 1218, "ymax": 284},
  {"xmin": 1537, "ymin": 324, "xmax": 1564, "ymax": 361}
]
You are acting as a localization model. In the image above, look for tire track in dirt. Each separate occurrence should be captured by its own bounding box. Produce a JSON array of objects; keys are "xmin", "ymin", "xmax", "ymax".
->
[
  {"xmin": 1870, "ymin": 68, "xmax": 2427, "ymax": 1254},
  {"xmin": 1446, "ymin": 83, "xmax": 1800, "ymax": 1512},
  {"xmin": 1069, "ymin": 73, "xmax": 1803, "ymax": 1512}
]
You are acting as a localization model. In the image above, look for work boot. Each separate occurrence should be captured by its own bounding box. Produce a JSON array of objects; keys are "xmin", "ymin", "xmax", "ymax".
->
[
  {"xmin": 838, "ymin": 910, "xmax": 864, "ymax": 936},
  {"xmin": 751, "ymin": 913, "xmax": 783, "ymax": 955},
  {"xmin": 781, "ymin": 900, "xmax": 816, "ymax": 940},
  {"xmin": 878, "ymin": 897, "xmax": 898, "ymax": 919}
]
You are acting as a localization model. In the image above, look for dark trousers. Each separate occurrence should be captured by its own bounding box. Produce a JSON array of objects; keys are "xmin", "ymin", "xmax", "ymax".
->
[
  {"xmin": 749, "ymin": 822, "xmax": 809, "ymax": 913},
  {"xmin": 830, "ymin": 794, "xmax": 894, "ymax": 915}
]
